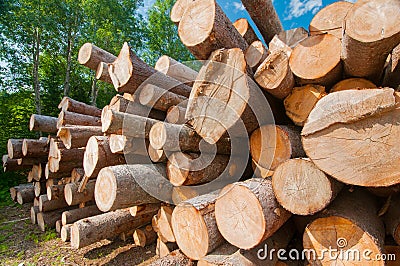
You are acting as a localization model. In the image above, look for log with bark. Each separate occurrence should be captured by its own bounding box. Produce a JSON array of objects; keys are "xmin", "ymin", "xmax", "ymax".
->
[
  {"xmin": 34, "ymin": 181, "xmax": 46, "ymax": 197},
  {"xmin": 31, "ymin": 164, "xmax": 46, "ymax": 181},
  {"xmin": 96, "ymin": 62, "xmax": 112, "ymax": 84},
  {"xmin": 29, "ymin": 114, "xmax": 58, "ymax": 133},
  {"xmin": 7, "ymin": 139, "xmax": 23, "ymax": 159},
  {"xmin": 16, "ymin": 185, "xmax": 35, "ymax": 204},
  {"xmin": 330, "ymin": 78, "xmax": 377, "ymax": 93},
  {"xmin": 155, "ymin": 55, "xmax": 198, "ymax": 86},
  {"xmin": 37, "ymin": 208, "xmax": 67, "ymax": 231},
  {"xmin": 57, "ymin": 110, "xmax": 101, "ymax": 128},
  {"xmin": 78, "ymin": 43, "xmax": 116, "ymax": 71},
  {"xmin": 64, "ymin": 180, "xmax": 95, "ymax": 206},
  {"xmin": 61, "ymin": 205, "xmax": 102, "ymax": 225},
  {"xmin": 156, "ymin": 239, "xmax": 179, "ymax": 258},
  {"xmin": 57, "ymin": 126, "xmax": 103, "ymax": 149},
  {"xmin": 10, "ymin": 184, "xmax": 33, "ymax": 202},
  {"xmin": 58, "ymin": 97, "xmax": 102, "ymax": 117},
  {"xmin": 383, "ymin": 44, "xmax": 400, "ymax": 90},
  {"xmin": 166, "ymin": 106, "xmax": 186, "ymax": 125},
  {"xmin": 3, "ymin": 155, "xmax": 30, "ymax": 172},
  {"xmin": 148, "ymin": 145, "xmax": 167, "ymax": 163},
  {"xmin": 139, "ymin": 84, "xmax": 187, "ymax": 112},
  {"xmin": 61, "ymin": 224, "xmax": 73, "ymax": 242},
  {"xmin": 22, "ymin": 138, "xmax": 49, "ymax": 158},
  {"xmin": 244, "ymin": 40, "xmax": 269, "ymax": 72},
  {"xmin": 109, "ymin": 134, "xmax": 148, "ymax": 156},
  {"xmin": 215, "ymin": 178, "xmax": 291, "ymax": 249},
  {"xmin": 39, "ymin": 194, "xmax": 69, "ymax": 212},
  {"xmin": 171, "ymin": 187, "xmax": 199, "ymax": 205},
  {"xmin": 133, "ymin": 224, "xmax": 157, "ymax": 247},
  {"xmin": 44, "ymin": 163, "xmax": 71, "ymax": 180},
  {"xmin": 233, "ymin": 18, "xmax": 258, "ymax": 45},
  {"xmin": 47, "ymin": 184, "xmax": 65, "ymax": 201}
]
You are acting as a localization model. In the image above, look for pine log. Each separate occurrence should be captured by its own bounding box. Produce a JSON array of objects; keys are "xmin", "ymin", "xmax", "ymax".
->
[
  {"xmin": 250, "ymin": 125, "xmax": 304, "ymax": 176},
  {"xmin": 44, "ymin": 162, "xmax": 71, "ymax": 179},
  {"xmin": 109, "ymin": 134, "xmax": 148, "ymax": 156},
  {"xmin": 10, "ymin": 184, "xmax": 33, "ymax": 201},
  {"xmin": 31, "ymin": 206, "xmax": 39, "ymax": 224},
  {"xmin": 283, "ymin": 84, "xmax": 326, "ymax": 126},
  {"xmin": 29, "ymin": 114, "xmax": 58, "ymax": 133},
  {"xmin": 48, "ymin": 144, "xmax": 85, "ymax": 173},
  {"xmin": 245, "ymin": 40, "xmax": 269, "ymax": 72},
  {"xmin": 166, "ymin": 106, "xmax": 186, "ymax": 125},
  {"xmin": 233, "ymin": 18, "xmax": 258, "ymax": 45},
  {"xmin": 254, "ymin": 50, "xmax": 295, "ymax": 100},
  {"xmin": 330, "ymin": 78, "xmax": 377, "ymax": 93},
  {"xmin": 57, "ymin": 110, "xmax": 101, "ymax": 128},
  {"xmin": 178, "ymin": 0, "xmax": 248, "ymax": 60},
  {"xmin": 96, "ymin": 62, "xmax": 112, "ymax": 83},
  {"xmin": 167, "ymin": 152, "xmax": 231, "ymax": 186},
  {"xmin": 303, "ymin": 188, "xmax": 385, "ymax": 265},
  {"xmin": 78, "ymin": 43, "xmax": 116, "ymax": 70},
  {"xmin": 39, "ymin": 194, "xmax": 69, "ymax": 212},
  {"xmin": 83, "ymin": 136, "xmax": 126, "ymax": 177},
  {"xmin": 27, "ymin": 170, "xmax": 34, "ymax": 182},
  {"xmin": 170, "ymin": 0, "xmax": 189, "ymax": 25},
  {"xmin": 71, "ymin": 168, "xmax": 84, "ymax": 183},
  {"xmin": 71, "ymin": 207, "xmax": 156, "ymax": 249},
  {"xmin": 3, "ymin": 155, "xmax": 31, "ymax": 172},
  {"xmin": 289, "ymin": 34, "xmax": 342, "ymax": 87},
  {"xmin": 302, "ymin": 88, "xmax": 400, "ymax": 187},
  {"xmin": 139, "ymin": 84, "xmax": 187, "ymax": 112},
  {"xmin": 156, "ymin": 206, "xmax": 175, "ymax": 243},
  {"xmin": 149, "ymin": 122, "xmax": 232, "ymax": 155},
  {"xmin": 22, "ymin": 138, "xmax": 49, "ymax": 157},
  {"xmin": 341, "ymin": 0, "xmax": 400, "ymax": 82},
  {"xmin": 61, "ymin": 224, "xmax": 73, "ymax": 242},
  {"xmin": 384, "ymin": 195, "xmax": 400, "ymax": 245},
  {"xmin": 155, "ymin": 55, "xmax": 198, "ymax": 86},
  {"xmin": 148, "ymin": 145, "xmax": 167, "ymax": 163},
  {"xmin": 383, "ymin": 44, "xmax": 400, "ymax": 90},
  {"xmin": 95, "ymin": 164, "xmax": 162, "ymax": 212},
  {"xmin": 37, "ymin": 209, "xmax": 66, "ymax": 231},
  {"xmin": 172, "ymin": 191, "xmax": 225, "ymax": 260},
  {"xmin": 171, "ymin": 186, "xmax": 199, "ymax": 205},
  {"xmin": 156, "ymin": 239, "xmax": 179, "ymax": 258},
  {"xmin": 57, "ymin": 126, "xmax": 103, "ymax": 149},
  {"xmin": 47, "ymin": 184, "xmax": 65, "ymax": 201},
  {"xmin": 31, "ymin": 164, "xmax": 46, "ymax": 181},
  {"xmin": 150, "ymin": 250, "xmax": 194, "ymax": 266},
  {"xmin": 34, "ymin": 181, "xmax": 46, "ymax": 197},
  {"xmin": 309, "ymin": 1, "xmax": 353, "ymax": 39},
  {"xmin": 215, "ymin": 178, "xmax": 291, "ymax": 249},
  {"xmin": 7, "ymin": 139, "xmax": 23, "ymax": 159},
  {"xmin": 133, "ymin": 224, "xmax": 157, "ymax": 247},
  {"xmin": 272, "ymin": 158, "xmax": 343, "ymax": 215},
  {"xmin": 17, "ymin": 156, "xmax": 47, "ymax": 166},
  {"xmin": 58, "ymin": 97, "xmax": 102, "ymax": 117},
  {"xmin": 129, "ymin": 203, "xmax": 161, "ymax": 217},
  {"xmin": 269, "ymin": 27, "xmax": 308, "ymax": 57},
  {"xmin": 55, "ymin": 219, "xmax": 62, "ymax": 234},
  {"xmin": 16, "ymin": 185, "xmax": 35, "ymax": 204},
  {"xmin": 34, "ymin": 197, "xmax": 39, "ymax": 206},
  {"xmin": 61, "ymin": 205, "xmax": 102, "ymax": 225},
  {"xmin": 241, "ymin": 0, "xmax": 282, "ymax": 44},
  {"xmin": 64, "ymin": 180, "xmax": 95, "ymax": 206},
  {"xmin": 109, "ymin": 42, "xmax": 191, "ymax": 97}
]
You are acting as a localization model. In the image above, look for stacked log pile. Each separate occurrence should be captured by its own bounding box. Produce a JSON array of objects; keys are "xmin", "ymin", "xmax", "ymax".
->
[{"xmin": 5, "ymin": 0, "xmax": 400, "ymax": 265}]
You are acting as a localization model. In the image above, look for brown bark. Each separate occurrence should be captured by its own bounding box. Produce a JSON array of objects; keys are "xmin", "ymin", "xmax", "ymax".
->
[
  {"xmin": 330, "ymin": 78, "xmax": 377, "ymax": 93},
  {"xmin": 58, "ymin": 97, "xmax": 102, "ymax": 118},
  {"xmin": 61, "ymin": 205, "xmax": 101, "ymax": 225},
  {"xmin": 10, "ymin": 184, "xmax": 33, "ymax": 202},
  {"xmin": 244, "ymin": 40, "xmax": 269, "ymax": 72},
  {"xmin": 57, "ymin": 110, "xmax": 101, "ymax": 128},
  {"xmin": 71, "ymin": 168, "xmax": 84, "ymax": 183},
  {"xmin": 46, "ymin": 184, "xmax": 64, "ymax": 201},
  {"xmin": 39, "ymin": 194, "xmax": 69, "ymax": 212},
  {"xmin": 95, "ymin": 62, "xmax": 113, "ymax": 84},
  {"xmin": 44, "ymin": 162, "xmax": 71, "ymax": 180},
  {"xmin": 7, "ymin": 139, "xmax": 23, "ymax": 159},
  {"xmin": 64, "ymin": 180, "xmax": 95, "ymax": 206},
  {"xmin": 155, "ymin": 55, "xmax": 198, "ymax": 86},
  {"xmin": 57, "ymin": 126, "xmax": 102, "ymax": 149},
  {"xmin": 37, "ymin": 208, "xmax": 66, "ymax": 232},
  {"xmin": 34, "ymin": 181, "xmax": 46, "ymax": 197},
  {"xmin": 133, "ymin": 224, "xmax": 157, "ymax": 247},
  {"xmin": 139, "ymin": 84, "xmax": 187, "ymax": 112},
  {"xmin": 31, "ymin": 164, "xmax": 46, "ymax": 181},
  {"xmin": 29, "ymin": 114, "xmax": 58, "ymax": 133},
  {"xmin": 22, "ymin": 138, "xmax": 49, "ymax": 157},
  {"xmin": 16, "ymin": 185, "xmax": 35, "ymax": 204},
  {"xmin": 109, "ymin": 134, "xmax": 148, "ymax": 156},
  {"xmin": 77, "ymin": 43, "xmax": 116, "ymax": 71},
  {"xmin": 3, "ymin": 155, "xmax": 29, "ymax": 172},
  {"xmin": 166, "ymin": 106, "xmax": 186, "ymax": 125},
  {"xmin": 233, "ymin": 18, "xmax": 259, "ymax": 45},
  {"xmin": 384, "ymin": 194, "xmax": 400, "ymax": 245}
]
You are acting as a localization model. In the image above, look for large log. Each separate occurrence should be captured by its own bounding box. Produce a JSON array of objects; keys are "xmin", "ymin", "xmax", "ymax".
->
[
  {"xmin": 133, "ymin": 224, "xmax": 157, "ymax": 247},
  {"xmin": 215, "ymin": 178, "xmax": 291, "ymax": 249},
  {"xmin": 39, "ymin": 194, "xmax": 69, "ymax": 212},
  {"xmin": 95, "ymin": 62, "xmax": 112, "ymax": 84},
  {"xmin": 341, "ymin": 0, "xmax": 400, "ymax": 82},
  {"xmin": 302, "ymin": 88, "xmax": 400, "ymax": 187},
  {"xmin": 16, "ymin": 185, "xmax": 35, "ymax": 204},
  {"xmin": 303, "ymin": 189, "xmax": 385, "ymax": 265},
  {"xmin": 139, "ymin": 84, "xmax": 187, "ymax": 112},
  {"xmin": 178, "ymin": 0, "xmax": 248, "ymax": 60},
  {"xmin": 330, "ymin": 78, "xmax": 376, "ymax": 93},
  {"xmin": 77, "ymin": 43, "xmax": 116, "ymax": 71},
  {"xmin": 250, "ymin": 125, "xmax": 304, "ymax": 177},
  {"xmin": 3, "ymin": 155, "xmax": 31, "ymax": 172},
  {"xmin": 71, "ymin": 207, "xmax": 157, "ymax": 249},
  {"xmin": 289, "ymin": 34, "xmax": 342, "ymax": 87},
  {"xmin": 244, "ymin": 40, "xmax": 269, "ymax": 72},
  {"xmin": 109, "ymin": 134, "xmax": 148, "ymax": 156},
  {"xmin": 29, "ymin": 114, "xmax": 58, "ymax": 133},
  {"xmin": 64, "ymin": 180, "xmax": 95, "ymax": 206},
  {"xmin": 384, "ymin": 195, "xmax": 400, "ymax": 245},
  {"xmin": 61, "ymin": 205, "xmax": 102, "ymax": 225},
  {"xmin": 309, "ymin": 1, "xmax": 353, "ymax": 39},
  {"xmin": 171, "ymin": 191, "xmax": 225, "ymax": 260},
  {"xmin": 37, "ymin": 209, "xmax": 66, "ymax": 231},
  {"xmin": 57, "ymin": 110, "xmax": 101, "ymax": 128},
  {"xmin": 83, "ymin": 136, "xmax": 125, "ymax": 177},
  {"xmin": 57, "ymin": 126, "xmax": 102, "ymax": 149},
  {"xmin": 155, "ymin": 55, "xmax": 198, "ymax": 85},
  {"xmin": 7, "ymin": 139, "xmax": 23, "ymax": 159},
  {"xmin": 155, "ymin": 205, "xmax": 175, "ymax": 243},
  {"xmin": 22, "ymin": 138, "xmax": 49, "ymax": 157},
  {"xmin": 383, "ymin": 44, "xmax": 400, "ymax": 90},
  {"xmin": 166, "ymin": 106, "xmax": 186, "ymax": 125},
  {"xmin": 58, "ymin": 97, "xmax": 102, "ymax": 117},
  {"xmin": 241, "ymin": 0, "xmax": 282, "ymax": 44},
  {"xmin": 95, "ymin": 164, "xmax": 162, "ymax": 212},
  {"xmin": 272, "ymin": 158, "xmax": 343, "ymax": 215},
  {"xmin": 108, "ymin": 42, "xmax": 192, "ymax": 97},
  {"xmin": 233, "ymin": 18, "xmax": 258, "ymax": 45}
]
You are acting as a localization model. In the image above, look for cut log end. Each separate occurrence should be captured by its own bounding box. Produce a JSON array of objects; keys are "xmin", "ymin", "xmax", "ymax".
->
[{"xmin": 93, "ymin": 167, "xmax": 116, "ymax": 212}]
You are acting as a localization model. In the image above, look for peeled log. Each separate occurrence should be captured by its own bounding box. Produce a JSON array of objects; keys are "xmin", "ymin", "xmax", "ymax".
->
[
  {"xmin": 133, "ymin": 224, "xmax": 157, "ymax": 247},
  {"xmin": 57, "ymin": 110, "xmax": 101, "ymax": 128},
  {"xmin": 241, "ymin": 0, "xmax": 282, "ymax": 44},
  {"xmin": 166, "ymin": 106, "xmax": 186, "ymax": 125},
  {"xmin": 172, "ymin": 191, "xmax": 225, "ymax": 260},
  {"xmin": 289, "ymin": 34, "xmax": 342, "ymax": 87},
  {"xmin": 83, "ymin": 136, "xmax": 126, "ymax": 177},
  {"xmin": 303, "ymin": 189, "xmax": 385, "ymax": 265},
  {"xmin": 58, "ymin": 97, "xmax": 102, "ymax": 117},
  {"xmin": 309, "ymin": 1, "xmax": 353, "ymax": 39},
  {"xmin": 250, "ymin": 125, "xmax": 304, "ymax": 176},
  {"xmin": 64, "ymin": 180, "xmax": 95, "ymax": 206},
  {"xmin": 78, "ymin": 43, "xmax": 116, "ymax": 71},
  {"xmin": 272, "ymin": 158, "xmax": 343, "ymax": 215},
  {"xmin": 384, "ymin": 194, "xmax": 400, "ymax": 245},
  {"xmin": 302, "ymin": 88, "xmax": 400, "ymax": 187},
  {"xmin": 96, "ymin": 62, "xmax": 112, "ymax": 84},
  {"xmin": 254, "ymin": 50, "xmax": 295, "ymax": 100},
  {"xmin": 22, "ymin": 138, "xmax": 49, "ymax": 157},
  {"xmin": 178, "ymin": 0, "xmax": 248, "ymax": 60},
  {"xmin": 29, "ymin": 114, "xmax": 58, "ymax": 133},
  {"xmin": 61, "ymin": 224, "xmax": 73, "ymax": 242},
  {"xmin": 71, "ymin": 207, "xmax": 157, "ymax": 249},
  {"xmin": 155, "ymin": 55, "xmax": 198, "ymax": 85},
  {"xmin": 215, "ymin": 178, "xmax": 291, "ymax": 249},
  {"xmin": 139, "ymin": 84, "xmax": 187, "ymax": 112},
  {"xmin": 330, "ymin": 78, "xmax": 377, "ymax": 93},
  {"xmin": 284, "ymin": 85, "xmax": 326, "ymax": 126},
  {"xmin": 39, "ymin": 194, "xmax": 69, "ymax": 212},
  {"xmin": 245, "ymin": 41, "xmax": 269, "ymax": 72},
  {"xmin": 7, "ymin": 139, "xmax": 23, "ymax": 159},
  {"xmin": 341, "ymin": 0, "xmax": 400, "ymax": 82},
  {"xmin": 233, "ymin": 18, "xmax": 258, "ymax": 45},
  {"xmin": 57, "ymin": 126, "xmax": 102, "ymax": 149},
  {"xmin": 62, "ymin": 205, "xmax": 102, "ymax": 225},
  {"xmin": 109, "ymin": 42, "xmax": 191, "ymax": 97},
  {"xmin": 95, "ymin": 164, "xmax": 161, "ymax": 212}
]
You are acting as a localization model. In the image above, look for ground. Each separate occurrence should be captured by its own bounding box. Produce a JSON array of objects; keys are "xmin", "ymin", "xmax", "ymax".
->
[{"xmin": 0, "ymin": 203, "xmax": 159, "ymax": 266}]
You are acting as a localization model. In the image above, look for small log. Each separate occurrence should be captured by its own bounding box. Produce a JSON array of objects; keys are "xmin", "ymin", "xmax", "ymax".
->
[
  {"xmin": 3, "ymin": 155, "xmax": 31, "ymax": 172},
  {"xmin": 254, "ymin": 50, "xmax": 295, "ymax": 100},
  {"xmin": 95, "ymin": 164, "xmax": 161, "ymax": 212},
  {"xmin": 383, "ymin": 44, "xmax": 400, "ymax": 90},
  {"xmin": 330, "ymin": 78, "xmax": 377, "ymax": 93},
  {"xmin": 61, "ymin": 224, "xmax": 73, "ymax": 242},
  {"xmin": 17, "ymin": 156, "xmax": 47, "ymax": 166},
  {"xmin": 71, "ymin": 168, "xmax": 85, "ymax": 183},
  {"xmin": 29, "ymin": 114, "xmax": 58, "ymax": 133},
  {"xmin": 150, "ymin": 249, "xmax": 194, "ymax": 266},
  {"xmin": 268, "ymin": 27, "xmax": 308, "ymax": 57},
  {"xmin": 171, "ymin": 191, "xmax": 225, "ymax": 260},
  {"xmin": 61, "ymin": 205, "xmax": 102, "ymax": 225},
  {"xmin": 309, "ymin": 1, "xmax": 353, "ymax": 39},
  {"xmin": 139, "ymin": 84, "xmax": 187, "ymax": 112},
  {"xmin": 56, "ymin": 219, "xmax": 62, "ymax": 234},
  {"xmin": 77, "ymin": 43, "xmax": 116, "ymax": 70},
  {"xmin": 22, "ymin": 138, "xmax": 49, "ymax": 157},
  {"xmin": 148, "ymin": 145, "xmax": 167, "ymax": 163},
  {"xmin": 47, "ymin": 184, "xmax": 65, "ymax": 201},
  {"xmin": 129, "ymin": 203, "xmax": 161, "ymax": 217},
  {"xmin": 109, "ymin": 134, "xmax": 148, "ymax": 156},
  {"xmin": 341, "ymin": 0, "xmax": 400, "ymax": 82},
  {"xmin": 71, "ymin": 207, "xmax": 157, "ymax": 249},
  {"xmin": 57, "ymin": 110, "xmax": 101, "ymax": 128},
  {"xmin": 37, "ymin": 209, "xmax": 66, "ymax": 231},
  {"xmin": 31, "ymin": 164, "xmax": 46, "ymax": 181},
  {"xmin": 16, "ymin": 185, "xmax": 35, "ymax": 204},
  {"xmin": 48, "ymin": 144, "xmax": 85, "ymax": 173},
  {"xmin": 10, "ymin": 184, "xmax": 33, "ymax": 202},
  {"xmin": 215, "ymin": 178, "xmax": 291, "ymax": 249},
  {"xmin": 284, "ymin": 84, "xmax": 327, "ymax": 126},
  {"xmin": 289, "ymin": 34, "xmax": 342, "ymax": 87},
  {"xmin": 233, "ymin": 18, "xmax": 258, "ymax": 45},
  {"xmin": 58, "ymin": 97, "xmax": 102, "ymax": 117},
  {"xmin": 64, "ymin": 180, "xmax": 95, "ymax": 206},
  {"xmin": 109, "ymin": 42, "xmax": 191, "ymax": 97},
  {"xmin": 7, "ymin": 139, "xmax": 23, "ymax": 159},
  {"xmin": 272, "ymin": 158, "xmax": 343, "ymax": 215},
  {"xmin": 44, "ymin": 162, "xmax": 71, "ymax": 179},
  {"xmin": 166, "ymin": 106, "xmax": 186, "ymax": 125},
  {"xmin": 31, "ymin": 206, "xmax": 39, "ymax": 224},
  {"xmin": 34, "ymin": 181, "xmax": 46, "ymax": 197},
  {"xmin": 244, "ymin": 40, "xmax": 269, "ymax": 72},
  {"xmin": 96, "ymin": 62, "xmax": 112, "ymax": 83},
  {"xmin": 83, "ymin": 136, "xmax": 126, "ymax": 177},
  {"xmin": 178, "ymin": 0, "xmax": 248, "ymax": 60},
  {"xmin": 133, "ymin": 224, "xmax": 157, "ymax": 247},
  {"xmin": 156, "ymin": 206, "xmax": 175, "ymax": 243},
  {"xmin": 155, "ymin": 55, "xmax": 198, "ymax": 85},
  {"xmin": 39, "ymin": 194, "xmax": 69, "ymax": 212},
  {"xmin": 156, "ymin": 239, "xmax": 179, "ymax": 258},
  {"xmin": 384, "ymin": 194, "xmax": 400, "ymax": 245},
  {"xmin": 57, "ymin": 126, "xmax": 103, "ymax": 149}
]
